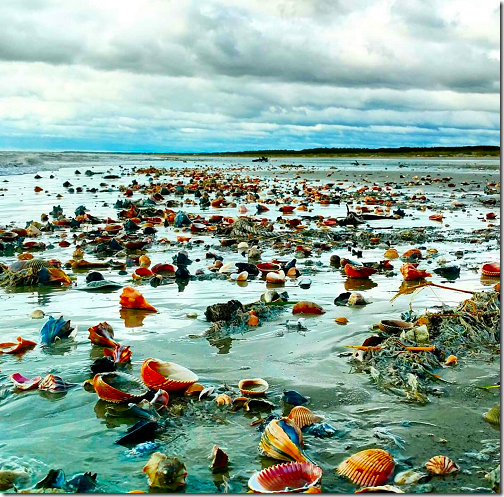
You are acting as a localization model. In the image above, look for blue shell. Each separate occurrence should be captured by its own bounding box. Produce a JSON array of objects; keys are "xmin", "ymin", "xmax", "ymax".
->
[
  {"xmin": 283, "ymin": 390, "xmax": 308, "ymax": 406},
  {"xmin": 40, "ymin": 316, "xmax": 74, "ymax": 345}
]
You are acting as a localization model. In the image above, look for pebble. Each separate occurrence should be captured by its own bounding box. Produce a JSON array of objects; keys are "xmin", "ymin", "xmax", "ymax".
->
[{"xmin": 30, "ymin": 309, "xmax": 45, "ymax": 319}]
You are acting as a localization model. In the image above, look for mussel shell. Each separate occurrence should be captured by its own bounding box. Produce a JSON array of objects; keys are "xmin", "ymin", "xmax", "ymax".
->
[
  {"xmin": 141, "ymin": 358, "xmax": 198, "ymax": 392},
  {"xmin": 248, "ymin": 461, "xmax": 322, "ymax": 493},
  {"xmin": 337, "ymin": 449, "xmax": 395, "ymax": 487}
]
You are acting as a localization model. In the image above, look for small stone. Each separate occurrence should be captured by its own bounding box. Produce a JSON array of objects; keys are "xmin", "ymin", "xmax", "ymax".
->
[
  {"xmin": 30, "ymin": 309, "xmax": 45, "ymax": 319},
  {"xmin": 186, "ymin": 312, "xmax": 198, "ymax": 319}
]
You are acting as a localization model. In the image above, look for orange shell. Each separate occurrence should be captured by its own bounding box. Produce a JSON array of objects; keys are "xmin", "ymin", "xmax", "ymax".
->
[
  {"xmin": 92, "ymin": 372, "xmax": 148, "ymax": 403},
  {"xmin": 335, "ymin": 317, "xmax": 348, "ymax": 325},
  {"xmin": 214, "ymin": 393, "xmax": 232, "ymax": 406},
  {"xmin": 280, "ymin": 206, "xmax": 296, "ymax": 213},
  {"xmin": 141, "ymin": 358, "xmax": 198, "ymax": 392},
  {"xmin": 139, "ymin": 255, "xmax": 151, "ymax": 268},
  {"xmin": 288, "ymin": 406, "xmax": 323, "ymax": 429},
  {"xmin": 88, "ymin": 322, "xmax": 117, "ymax": 347},
  {"xmin": 184, "ymin": 383, "xmax": 205, "ymax": 396},
  {"xmin": 119, "ymin": 287, "xmax": 157, "ymax": 312},
  {"xmin": 425, "ymin": 455, "xmax": 459, "ymax": 475},
  {"xmin": 259, "ymin": 418, "xmax": 307, "ymax": 463},
  {"xmin": 383, "ymin": 249, "xmax": 399, "ymax": 259},
  {"xmin": 444, "ymin": 355, "xmax": 457, "ymax": 366},
  {"xmin": 344, "ymin": 264, "xmax": 377, "ymax": 279},
  {"xmin": 0, "ymin": 336, "xmax": 37, "ymax": 354},
  {"xmin": 482, "ymin": 262, "xmax": 500, "ymax": 277},
  {"xmin": 103, "ymin": 343, "xmax": 132, "ymax": 364},
  {"xmin": 238, "ymin": 378, "xmax": 269, "ymax": 396},
  {"xmin": 400, "ymin": 263, "xmax": 431, "ymax": 281},
  {"xmin": 429, "ymin": 214, "xmax": 443, "ymax": 222},
  {"xmin": 292, "ymin": 301, "xmax": 325, "ymax": 315},
  {"xmin": 337, "ymin": 449, "xmax": 395, "ymax": 487},
  {"xmin": 495, "ymin": 282, "xmax": 500, "ymax": 293},
  {"xmin": 18, "ymin": 252, "xmax": 34, "ymax": 260},
  {"xmin": 402, "ymin": 248, "xmax": 422, "ymax": 260}
]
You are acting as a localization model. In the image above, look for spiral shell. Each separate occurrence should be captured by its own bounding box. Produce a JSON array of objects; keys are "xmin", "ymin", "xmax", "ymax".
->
[
  {"xmin": 38, "ymin": 374, "xmax": 76, "ymax": 393},
  {"xmin": 425, "ymin": 455, "xmax": 459, "ymax": 475},
  {"xmin": 88, "ymin": 322, "xmax": 117, "ymax": 348},
  {"xmin": 259, "ymin": 418, "xmax": 308, "ymax": 463},
  {"xmin": 287, "ymin": 406, "xmax": 323, "ymax": 430},
  {"xmin": 214, "ymin": 394, "xmax": 232, "ymax": 406},
  {"xmin": 141, "ymin": 358, "xmax": 198, "ymax": 392},
  {"xmin": 92, "ymin": 372, "xmax": 148, "ymax": 403},
  {"xmin": 103, "ymin": 343, "xmax": 132, "ymax": 364},
  {"xmin": 248, "ymin": 461, "xmax": 322, "ymax": 493},
  {"xmin": 337, "ymin": 449, "xmax": 395, "ymax": 487}
]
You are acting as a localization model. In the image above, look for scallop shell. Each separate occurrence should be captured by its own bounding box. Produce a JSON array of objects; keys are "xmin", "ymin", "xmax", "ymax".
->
[
  {"xmin": 337, "ymin": 449, "xmax": 395, "ymax": 487},
  {"xmin": 425, "ymin": 455, "xmax": 459, "ymax": 475},
  {"xmin": 141, "ymin": 358, "xmax": 198, "ymax": 392},
  {"xmin": 287, "ymin": 406, "xmax": 323, "ymax": 430},
  {"xmin": 248, "ymin": 461, "xmax": 322, "ymax": 493},
  {"xmin": 238, "ymin": 378, "xmax": 269, "ymax": 396},
  {"xmin": 9, "ymin": 373, "xmax": 42, "ymax": 391},
  {"xmin": 93, "ymin": 372, "xmax": 148, "ymax": 403},
  {"xmin": 38, "ymin": 374, "xmax": 77, "ymax": 393},
  {"xmin": 259, "ymin": 418, "xmax": 308, "ymax": 463}
]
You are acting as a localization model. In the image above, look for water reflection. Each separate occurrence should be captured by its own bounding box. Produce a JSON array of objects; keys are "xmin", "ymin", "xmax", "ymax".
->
[
  {"xmin": 344, "ymin": 278, "xmax": 378, "ymax": 291},
  {"xmin": 120, "ymin": 308, "xmax": 152, "ymax": 328}
]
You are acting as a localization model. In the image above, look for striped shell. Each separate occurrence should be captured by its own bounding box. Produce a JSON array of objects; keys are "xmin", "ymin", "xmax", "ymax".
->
[
  {"xmin": 103, "ymin": 343, "xmax": 132, "ymax": 364},
  {"xmin": 337, "ymin": 449, "xmax": 395, "ymax": 487},
  {"xmin": 38, "ymin": 374, "xmax": 77, "ymax": 393},
  {"xmin": 8, "ymin": 259, "xmax": 51, "ymax": 273},
  {"xmin": 288, "ymin": 406, "xmax": 323, "ymax": 430},
  {"xmin": 141, "ymin": 358, "xmax": 198, "ymax": 392},
  {"xmin": 9, "ymin": 373, "xmax": 42, "ymax": 391},
  {"xmin": 238, "ymin": 378, "xmax": 269, "ymax": 396},
  {"xmin": 482, "ymin": 262, "xmax": 500, "ymax": 277},
  {"xmin": 248, "ymin": 461, "xmax": 322, "ymax": 493},
  {"xmin": 88, "ymin": 322, "xmax": 117, "ymax": 347},
  {"xmin": 93, "ymin": 372, "xmax": 148, "ymax": 403},
  {"xmin": 259, "ymin": 418, "xmax": 308, "ymax": 463},
  {"xmin": 425, "ymin": 455, "xmax": 459, "ymax": 475}
]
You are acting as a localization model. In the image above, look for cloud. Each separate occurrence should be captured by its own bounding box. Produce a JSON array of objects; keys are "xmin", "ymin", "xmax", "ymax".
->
[{"xmin": 0, "ymin": 0, "xmax": 499, "ymax": 151}]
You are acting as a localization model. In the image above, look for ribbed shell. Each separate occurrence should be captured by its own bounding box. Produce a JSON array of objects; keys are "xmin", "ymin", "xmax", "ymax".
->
[
  {"xmin": 38, "ymin": 374, "xmax": 76, "ymax": 392},
  {"xmin": 141, "ymin": 358, "xmax": 198, "ymax": 392},
  {"xmin": 248, "ymin": 461, "xmax": 322, "ymax": 493},
  {"xmin": 425, "ymin": 455, "xmax": 459, "ymax": 475},
  {"xmin": 337, "ymin": 449, "xmax": 395, "ymax": 487},
  {"xmin": 259, "ymin": 418, "xmax": 308, "ymax": 463},
  {"xmin": 287, "ymin": 406, "xmax": 323, "ymax": 430},
  {"xmin": 93, "ymin": 372, "xmax": 148, "ymax": 403},
  {"xmin": 9, "ymin": 259, "xmax": 50, "ymax": 273}
]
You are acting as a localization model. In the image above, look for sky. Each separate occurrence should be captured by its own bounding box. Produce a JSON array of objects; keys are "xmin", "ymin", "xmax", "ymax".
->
[{"xmin": 0, "ymin": 0, "xmax": 500, "ymax": 152}]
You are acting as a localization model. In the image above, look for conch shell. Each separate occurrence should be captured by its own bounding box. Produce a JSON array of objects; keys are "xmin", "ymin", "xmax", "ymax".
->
[
  {"xmin": 259, "ymin": 418, "xmax": 308, "ymax": 462},
  {"xmin": 337, "ymin": 449, "xmax": 395, "ymax": 487},
  {"xmin": 88, "ymin": 322, "xmax": 117, "ymax": 347},
  {"xmin": 120, "ymin": 287, "xmax": 157, "ymax": 312},
  {"xmin": 38, "ymin": 374, "xmax": 77, "ymax": 392},
  {"xmin": 40, "ymin": 316, "xmax": 75, "ymax": 346},
  {"xmin": 143, "ymin": 452, "xmax": 187, "ymax": 489},
  {"xmin": 103, "ymin": 343, "xmax": 132, "ymax": 364}
]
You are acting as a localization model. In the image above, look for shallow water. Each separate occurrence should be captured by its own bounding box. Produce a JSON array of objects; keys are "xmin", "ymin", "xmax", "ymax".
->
[{"xmin": 0, "ymin": 154, "xmax": 500, "ymax": 493}]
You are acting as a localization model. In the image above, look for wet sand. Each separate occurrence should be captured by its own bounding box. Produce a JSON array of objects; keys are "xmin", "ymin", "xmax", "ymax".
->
[{"xmin": 0, "ymin": 155, "xmax": 500, "ymax": 493}]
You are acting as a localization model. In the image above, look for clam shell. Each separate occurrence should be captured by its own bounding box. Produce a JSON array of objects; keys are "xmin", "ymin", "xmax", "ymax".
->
[
  {"xmin": 238, "ymin": 378, "xmax": 269, "ymax": 396},
  {"xmin": 266, "ymin": 270, "xmax": 286, "ymax": 284},
  {"xmin": 378, "ymin": 320, "xmax": 413, "ymax": 334},
  {"xmin": 483, "ymin": 405, "xmax": 500, "ymax": 428},
  {"xmin": 259, "ymin": 418, "xmax": 308, "ymax": 463},
  {"xmin": 482, "ymin": 262, "xmax": 500, "ymax": 277},
  {"xmin": 9, "ymin": 373, "xmax": 42, "ymax": 391},
  {"xmin": 39, "ymin": 374, "xmax": 77, "ymax": 393},
  {"xmin": 337, "ymin": 449, "xmax": 395, "ymax": 487},
  {"xmin": 287, "ymin": 406, "xmax": 323, "ymax": 430},
  {"xmin": 383, "ymin": 249, "xmax": 399, "ymax": 259},
  {"xmin": 425, "ymin": 455, "xmax": 459, "ymax": 475},
  {"xmin": 141, "ymin": 358, "xmax": 198, "ymax": 392},
  {"xmin": 257, "ymin": 263, "xmax": 281, "ymax": 275},
  {"xmin": 93, "ymin": 372, "xmax": 148, "ymax": 403},
  {"xmin": 248, "ymin": 461, "xmax": 322, "ymax": 493}
]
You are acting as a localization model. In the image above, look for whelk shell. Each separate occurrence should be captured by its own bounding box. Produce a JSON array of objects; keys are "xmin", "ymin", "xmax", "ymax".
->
[
  {"xmin": 103, "ymin": 343, "xmax": 132, "ymax": 364},
  {"xmin": 141, "ymin": 358, "xmax": 198, "ymax": 392},
  {"xmin": 425, "ymin": 455, "xmax": 459, "ymax": 475},
  {"xmin": 336, "ymin": 449, "xmax": 395, "ymax": 487},
  {"xmin": 248, "ymin": 461, "xmax": 323, "ymax": 493},
  {"xmin": 287, "ymin": 406, "xmax": 323, "ymax": 430},
  {"xmin": 39, "ymin": 374, "xmax": 77, "ymax": 393}
]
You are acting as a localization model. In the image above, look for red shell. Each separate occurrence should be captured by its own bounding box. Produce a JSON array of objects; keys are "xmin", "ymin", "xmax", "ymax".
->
[
  {"xmin": 280, "ymin": 206, "xmax": 296, "ymax": 213},
  {"xmin": 141, "ymin": 358, "xmax": 198, "ymax": 392},
  {"xmin": 135, "ymin": 267, "xmax": 154, "ymax": 277},
  {"xmin": 344, "ymin": 264, "xmax": 377, "ymax": 279},
  {"xmin": 292, "ymin": 301, "xmax": 325, "ymax": 315},
  {"xmin": 0, "ymin": 336, "xmax": 37, "ymax": 354},
  {"xmin": 337, "ymin": 449, "xmax": 395, "ymax": 487},
  {"xmin": 120, "ymin": 287, "xmax": 157, "ymax": 312},
  {"xmin": 88, "ymin": 322, "xmax": 117, "ymax": 347},
  {"xmin": 257, "ymin": 262, "xmax": 281, "ymax": 274},
  {"xmin": 151, "ymin": 263, "xmax": 176, "ymax": 274},
  {"xmin": 103, "ymin": 343, "xmax": 132, "ymax": 363},
  {"xmin": 482, "ymin": 262, "xmax": 500, "ymax": 277},
  {"xmin": 400, "ymin": 263, "xmax": 431, "ymax": 281}
]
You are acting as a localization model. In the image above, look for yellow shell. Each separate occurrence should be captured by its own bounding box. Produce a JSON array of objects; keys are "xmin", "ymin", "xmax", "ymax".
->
[
  {"xmin": 214, "ymin": 394, "xmax": 232, "ymax": 406},
  {"xmin": 287, "ymin": 406, "xmax": 323, "ymax": 429},
  {"xmin": 259, "ymin": 418, "xmax": 308, "ymax": 463},
  {"xmin": 383, "ymin": 248, "xmax": 399, "ymax": 259},
  {"xmin": 483, "ymin": 405, "xmax": 500, "ymax": 428},
  {"xmin": 335, "ymin": 317, "xmax": 348, "ymax": 325},
  {"xmin": 425, "ymin": 455, "xmax": 459, "ymax": 475}
]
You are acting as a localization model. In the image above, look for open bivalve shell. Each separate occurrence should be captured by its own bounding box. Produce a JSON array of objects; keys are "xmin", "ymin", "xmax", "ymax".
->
[
  {"xmin": 141, "ymin": 358, "xmax": 198, "ymax": 392},
  {"xmin": 337, "ymin": 449, "xmax": 395, "ymax": 487}
]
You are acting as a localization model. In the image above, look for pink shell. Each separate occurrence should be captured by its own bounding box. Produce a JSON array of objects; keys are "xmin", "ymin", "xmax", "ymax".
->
[{"xmin": 9, "ymin": 373, "xmax": 42, "ymax": 391}]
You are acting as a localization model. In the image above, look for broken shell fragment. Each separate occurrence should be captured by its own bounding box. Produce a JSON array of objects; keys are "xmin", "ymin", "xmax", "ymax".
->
[
  {"xmin": 336, "ymin": 449, "xmax": 395, "ymax": 487},
  {"xmin": 355, "ymin": 485, "xmax": 404, "ymax": 493},
  {"xmin": 9, "ymin": 373, "xmax": 42, "ymax": 390},
  {"xmin": 425, "ymin": 455, "xmax": 459, "ymax": 475},
  {"xmin": 248, "ymin": 461, "xmax": 323, "ymax": 493},
  {"xmin": 238, "ymin": 378, "xmax": 269, "ymax": 396}
]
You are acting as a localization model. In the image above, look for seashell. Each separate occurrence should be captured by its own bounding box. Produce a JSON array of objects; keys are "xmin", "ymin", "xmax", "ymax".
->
[
  {"xmin": 134, "ymin": 267, "xmax": 154, "ymax": 278},
  {"xmin": 141, "ymin": 358, "xmax": 198, "ymax": 392},
  {"xmin": 104, "ymin": 343, "xmax": 132, "ymax": 364},
  {"xmin": 267, "ymin": 270, "xmax": 286, "ymax": 284},
  {"xmin": 288, "ymin": 406, "xmax": 323, "ymax": 429},
  {"xmin": 0, "ymin": 336, "xmax": 37, "ymax": 354},
  {"xmin": 93, "ymin": 372, "xmax": 149, "ymax": 403},
  {"xmin": 347, "ymin": 293, "xmax": 367, "ymax": 306},
  {"xmin": 483, "ymin": 405, "xmax": 500, "ymax": 428},
  {"xmin": 214, "ymin": 393, "xmax": 232, "ymax": 406},
  {"xmin": 139, "ymin": 255, "xmax": 151, "ymax": 268},
  {"xmin": 259, "ymin": 418, "xmax": 308, "ymax": 462},
  {"xmin": 88, "ymin": 322, "xmax": 117, "ymax": 347},
  {"xmin": 9, "ymin": 372, "xmax": 42, "ymax": 390},
  {"xmin": 400, "ymin": 263, "xmax": 431, "ymax": 281},
  {"xmin": 209, "ymin": 445, "xmax": 229, "ymax": 472},
  {"xmin": 0, "ymin": 469, "xmax": 30, "ymax": 491},
  {"xmin": 151, "ymin": 389, "xmax": 170, "ymax": 408},
  {"xmin": 379, "ymin": 319, "xmax": 413, "ymax": 334},
  {"xmin": 120, "ymin": 287, "xmax": 157, "ymax": 312},
  {"xmin": 394, "ymin": 469, "xmax": 429, "ymax": 485},
  {"xmin": 40, "ymin": 316, "xmax": 74, "ymax": 345},
  {"xmin": 425, "ymin": 455, "xmax": 459, "ymax": 475},
  {"xmin": 444, "ymin": 355, "xmax": 457, "ymax": 366},
  {"xmin": 383, "ymin": 248, "xmax": 399, "ymax": 259},
  {"xmin": 231, "ymin": 396, "xmax": 250, "ymax": 412},
  {"xmin": 151, "ymin": 263, "xmax": 176, "ymax": 274},
  {"xmin": 283, "ymin": 390, "xmax": 309, "ymax": 406},
  {"xmin": 245, "ymin": 398, "xmax": 276, "ymax": 412},
  {"xmin": 116, "ymin": 419, "xmax": 159, "ymax": 446},
  {"xmin": 286, "ymin": 267, "xmax": 301, "ymax": 278},
  {"xmin": 236, "ymin": 271, "xmax": 248, "ymax": 281},
  {"xmin": 257, "ymin": 262, "xmax": 281, "ymax": 274},
  {"xmin": 355, "ymin": 485, "xmax": 404, "ymax": 493},
  {"xmin": 292, "ymin": 301, "xmax": 325, "ymax": 315},
  {"xmin": 30, "ymin": 309, "xmax": 45, "ymax": 319},
  {"xmin": 429, "ymin": 214, "xmax": 443, "ymax": 222},
  {"xmin": 335, "ymin": 317, "xmax": 348, "ymax": 325},
  {"xmin": 184, "ymin": 383, "xmax": 205, "ymax": 396},
  {"xmin": 143, "ymin": 452, "xmax": 187, "ymax": 489},
  {"xmin": 219, "ymin": 261, "xmax": 235, "ymax": 273},
  {"xmin": 337, "ymin": 448, "xmax": 395, "ymax": 487},
  {"xmin": 237, "ymin": 241, "xmax": 249, "ymax": 249},
  {"xmin": 39, "ymin": 374, "xmax": 77, "ymax": 392},
  {"xmin": 248, "ymin": 461, "xmax": 323, "ymax": 493},
  {"xmin": 402, "ymin": 248, "xmax": 422, "ymax": 260},
  {"xmin": 344, "ymin": 264, "xmax": 377, "ymax": 279},
  {"xmin": 280, "ymin": 205, "xmax": 296, "ymax": 213},
  {"xmin": 37, "ymin": 267, "xmax": 72, "ymax": 285},
  {"xmin": 482, "ymin": 262, "xmax": 500, "ymax": 277},
  {"xmin": 238, "ymin": 378, "xmax": 269, "ymax": 396}
]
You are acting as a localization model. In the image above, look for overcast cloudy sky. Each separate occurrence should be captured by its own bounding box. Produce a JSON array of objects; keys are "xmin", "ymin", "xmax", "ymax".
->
[{"xmin": 0, "ymin": 0, "xmax": 500, "ymax": 152}]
